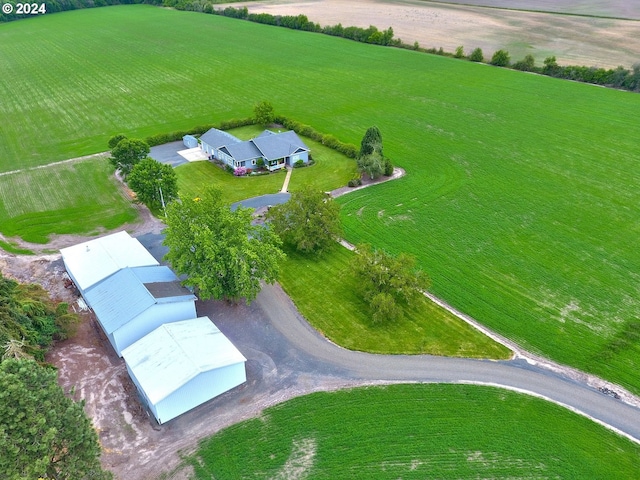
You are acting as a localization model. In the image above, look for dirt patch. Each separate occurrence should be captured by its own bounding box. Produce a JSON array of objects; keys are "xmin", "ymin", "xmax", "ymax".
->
[{"xmin": 218, "ymin": 0, "xmax": 640, "ymax": 69}]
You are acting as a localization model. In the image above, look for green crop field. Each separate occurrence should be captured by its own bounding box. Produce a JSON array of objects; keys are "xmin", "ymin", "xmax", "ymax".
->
[
  {"xmin": 184, "ymin": 384, "xmax": 640, "ymax": 479},
  {"xmin": 2, "ymin": 6, "xmax": 640, "ymax": 392},
  {"xmin": 279, "ymin": 245, "xmax": 510, "ymax": 358},
  {"xmin": 0, "ymin": 159, "xmax": 137, "ymax": 243}
]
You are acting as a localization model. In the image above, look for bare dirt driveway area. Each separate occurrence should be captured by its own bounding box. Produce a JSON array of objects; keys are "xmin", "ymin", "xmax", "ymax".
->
[{"xmin": 221, "ymin": 0, "xmax": 640, "ymax": 69}]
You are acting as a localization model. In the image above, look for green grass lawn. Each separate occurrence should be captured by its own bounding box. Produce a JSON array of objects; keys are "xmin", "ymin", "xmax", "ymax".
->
[
  {"xmin": 3, "ymin": 6, "xmax": 640, "ymax": 391},
  {"xmin": 0, "ymin": 159, "xmax": 137, "ymax": 243},
  {"xmin": 176, "ymin": 161, "xmax": 286, "ymax": 204},
  {"xmin": 175, "ymin": 125, "xmax": 356, "ymax": 201},
  {"xmin": 185, "ymin": 384, "xmax": 640, "ymax": 479},
  {"xmin": 279, "ymin": 245, "xmax": 510, "ymax": 358}
]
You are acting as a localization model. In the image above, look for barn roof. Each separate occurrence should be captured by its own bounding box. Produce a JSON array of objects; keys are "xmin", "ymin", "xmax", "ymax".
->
[
  {"xmin": 122, "ymin": 317, "xmax": 246, "ymax": 404},
  {"xmin": 85, "ymin": 268, "xmax": 156, "ymax": 334},
  {"xmin": 60, "ymin": 231, "xmax": 158, "ymax": 292},
  {"xmin": 84, "ymin": 266, "xmax": 195, "ymax": 334}
]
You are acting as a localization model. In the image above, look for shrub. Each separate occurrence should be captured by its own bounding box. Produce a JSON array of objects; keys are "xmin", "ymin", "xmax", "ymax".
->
[
  {"xmin": 513, "ymin": 54, "xmax": 536, "ymax": 72},
  {"xmin": 225, "ymin": 164, "xmax": 234, "ymax": 174},
  {"xmin": 348, "ymin": 174, "xmax": 362, "ymax": 187},
  {"xmin": 384, "ymin": 159, "xmax": 394, "ymax": 176},
  {"xmin": 294, "ymin": 159, "xmax": 305, "ymax": 168},
  {"xmin": 256, "ymin": 158, "xmax": 265, "ymax": 169},
  {"xmin": 108, "ymin": 134, "xmax": 127, "ymax": 149},
  {"xmin": 469, "ymin": 47, "xmax": 484, "ymax": 62},
  {"xmin": 234, "ymin": 166, "xmax": 247, "ymax": 176},
  {"xmin": 490, "ymin": 49, "xmax": 511, "ymax": 67}
]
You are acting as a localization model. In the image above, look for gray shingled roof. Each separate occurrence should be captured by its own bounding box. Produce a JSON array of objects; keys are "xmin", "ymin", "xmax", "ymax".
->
[
  {"xmin": 200, "ymin": 128, "xmax": 241, "ymax": 148},
  {"xmin": 220, "ymin": 141, "xmax": 263, "ymax": 162},
  {"xmin": 252, "ymin": 130, "xmax": 309, "ymax": 161}
]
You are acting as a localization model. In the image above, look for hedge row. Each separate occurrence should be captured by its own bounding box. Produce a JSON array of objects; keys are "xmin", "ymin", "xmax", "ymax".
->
[
  {"xmin": 273, "ymin": 115, "xmax": 358, "ymax": 158},
  {"xmin": 144, "ymin": 117, "xmax": 255, "ymax": 146},
  {"xmin": 143, "ymin": 114, "xmax": 358, "ymax": 162}
]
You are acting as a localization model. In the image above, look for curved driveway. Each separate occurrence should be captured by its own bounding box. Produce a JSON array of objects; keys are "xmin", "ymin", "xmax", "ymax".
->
[
  {"xmin": 128, "ymin": 168, "xmax": 640, "ymax": 479},
  {"xmin": 203, "ymin": 283, "xmax": 640, "ymax": 445}
]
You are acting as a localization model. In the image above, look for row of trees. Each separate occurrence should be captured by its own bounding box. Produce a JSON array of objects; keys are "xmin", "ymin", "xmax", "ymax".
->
[
  {"xmin": 423, "ymin": 45, "xmax": 640, "ymax": 92},
  {"xmin": 4, "ymin": 0, "xmax": 639, "ymax": 92},
  {"xmin": 186, "ymin": 4, "xmax": 640, "ymax": 93}
]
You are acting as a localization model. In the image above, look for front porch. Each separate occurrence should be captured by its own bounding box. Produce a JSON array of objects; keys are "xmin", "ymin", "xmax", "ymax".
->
[{"xmin": 266, "ymin": 158, "xmax": 286, "ymax": 172}]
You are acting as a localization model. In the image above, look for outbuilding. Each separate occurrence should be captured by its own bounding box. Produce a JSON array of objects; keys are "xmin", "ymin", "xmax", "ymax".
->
[
  {"xmin": 121, "ymin": 317, "xmax": 247, "ymax": 424},
  {"xmin": 84, "ymin": 265, "xmax": 197, "ymax": 356},
  {"xmin": 60, "ymin": 231, "xmax": 158, "ymax": 295}
]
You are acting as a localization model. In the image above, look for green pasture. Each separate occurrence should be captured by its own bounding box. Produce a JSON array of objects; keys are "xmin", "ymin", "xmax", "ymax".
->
[
  {"xmin": 185, "ymin": 384, "xmax": 640, "ymax": 479},
  {"xmin": 2, "ymin": 6, "xmax": 640, "ymax": 391},
  {"xmin": 174, "ymin": 125, "xmax": 356, "ymax": 201},
  {"xmin": 0, "ymin": 159, "xmax": 137, "ymax": 243},
  {"xmin": 279, "ymin": 245, "xmax": 510, "ymax": 358}
]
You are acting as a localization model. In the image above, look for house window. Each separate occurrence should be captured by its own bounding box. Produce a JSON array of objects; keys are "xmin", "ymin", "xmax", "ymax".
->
[{"xmin": 251, "ymin": 159, "xmax": 256, "ymax": 166}]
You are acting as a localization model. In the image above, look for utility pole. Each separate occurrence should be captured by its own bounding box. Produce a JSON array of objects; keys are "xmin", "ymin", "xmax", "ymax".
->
[{"xmin": 159, "ymin": 185, "xmax": 167, "ymax": 218}]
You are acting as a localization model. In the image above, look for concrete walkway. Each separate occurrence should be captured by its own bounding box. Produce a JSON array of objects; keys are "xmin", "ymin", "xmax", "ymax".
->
[{"xmin": 280, "ymin": 167, "xmax": 293, "ymax": 192}]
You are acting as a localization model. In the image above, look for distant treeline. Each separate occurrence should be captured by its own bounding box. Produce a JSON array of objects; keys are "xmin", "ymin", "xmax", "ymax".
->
[
  {"xmin": 205, "ymin": 5, "xmax": 640, "ymax": 92},
  {"xmin": 0, "ymin": 0, "xmax": 241, "ymax": 21},
  {"xmin": 2, "ymin": 1, "xmax": 639, "ymax": 92},
  {"xmin": 0, "ymin": 0, "xmax": 139, "ymax": 21}
]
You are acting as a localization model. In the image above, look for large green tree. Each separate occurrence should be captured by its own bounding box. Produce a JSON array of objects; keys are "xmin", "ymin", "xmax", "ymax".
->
[
  {"xmin": 127, "ymin": 157, "xmax": 178, "ymax": 212},
  {"xmin": 253, "ymin": 100, "xmax": 275, "ymax": 125},
  {"xmin": 0, "ymin": 359, "xmax": 112, "ymax": 480},
  {"xmin": 359, "ymin": 125, "xmax": 383, "ymax": 158},
  {"xmin": 351, "ymin": 244, "xmax": 431, "ymax": 323},
  {"xmin": 267, "ymin": 187, "xmax": 342, "ymax": 254},
  {"xmin": 109, "ymin": 138, "xmax": 150, "ymax": 177},
  {"xmin": 357, "ymin": 126, "xmax": 388, "ymax": 179},
  {"xmin": 164, "ymin": 186, "xmax": 285, "ymax": 303}
]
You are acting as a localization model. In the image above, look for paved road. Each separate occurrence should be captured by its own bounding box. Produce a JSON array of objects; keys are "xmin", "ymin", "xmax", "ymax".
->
[
  {"xmin": 149, "ymin": 141, "xmax": 189, "ymax": 167},
  {"xmin": 231, "ymin": 192, "xmax": 291, "ymax": 211}
]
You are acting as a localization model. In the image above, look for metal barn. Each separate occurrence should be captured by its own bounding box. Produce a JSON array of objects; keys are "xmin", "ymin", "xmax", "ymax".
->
[
  {"xmin": 60, "ymin": 231, "xmax": 158, "ymax": 295},
  {"xmin": 122, "ymin": 317, "xmax": 247, "ymax": 425},
  {"xmin": 84, "ymin": 266, "xmax": 197, "ymax": 356}
]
